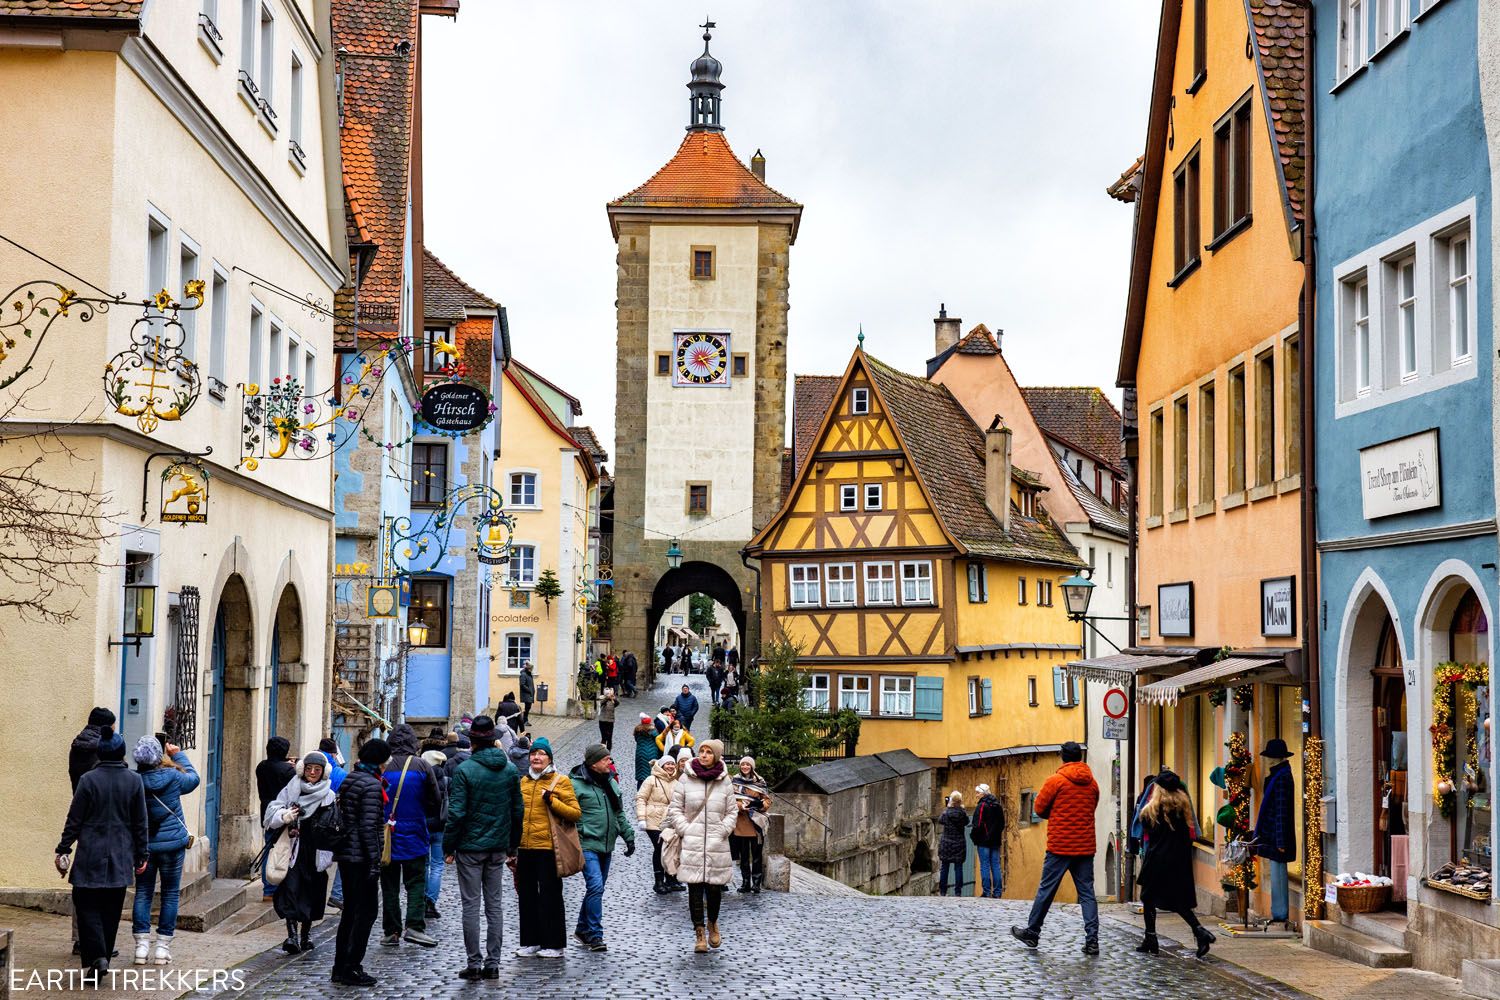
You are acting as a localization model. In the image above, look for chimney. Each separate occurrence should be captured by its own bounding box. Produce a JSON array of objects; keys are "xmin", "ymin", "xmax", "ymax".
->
[
  {"xmin": 934, "ymin": 303, "xmax": 961, "ymax": 355},
  {"xmin": 751, "ymin": 148, "xmax": 766, "ymax": 182},
  {"xmin": 984, "ymin": 415, "xmax": 1013, "ymax": 533}
]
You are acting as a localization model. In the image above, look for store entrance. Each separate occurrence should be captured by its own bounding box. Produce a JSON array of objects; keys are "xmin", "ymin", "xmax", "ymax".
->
[{"xmin": 1370, "ymin": 612, "xmax": 1407, "ymax": 901}]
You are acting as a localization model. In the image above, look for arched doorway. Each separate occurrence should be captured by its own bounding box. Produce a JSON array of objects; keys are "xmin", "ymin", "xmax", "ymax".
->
[
  {"xmin": 269, "ymin": 586, "xmax": 304, "ymax": 743},
  {"xmin": 1422, "ymin": 583, "xmax": 1491, "ymax": 874},
  {"xmin": 648, "ymin": 561, "xmax": 747, "ymax": 674},
  {"xmin": 207, "ymin": 574, "xmax": 255, "ymax": 877}
]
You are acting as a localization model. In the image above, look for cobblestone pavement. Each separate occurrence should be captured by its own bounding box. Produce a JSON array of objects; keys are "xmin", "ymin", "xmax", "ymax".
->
[{"xmin": 235, "ymin": 673, "xmax": 1296, "ymax": 999}]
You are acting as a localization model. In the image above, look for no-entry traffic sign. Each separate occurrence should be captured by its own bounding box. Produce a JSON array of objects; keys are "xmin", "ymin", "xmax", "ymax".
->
[{"xmin": 1103, "ymin": 687, "xmax": 1129, "ymax": 719}]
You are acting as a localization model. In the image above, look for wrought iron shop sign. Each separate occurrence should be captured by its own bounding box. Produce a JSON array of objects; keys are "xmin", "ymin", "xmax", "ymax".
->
[
  {"xmin": 160, "ymin": 459, "xmax": 210, "ymax": 523},
  {"xmin": 418, "ymin": 381, "xmax": 495, "ymax": 436},
  {"xmin": 104, "ymin": 284, "xmax": 204, "ymax": 434}
]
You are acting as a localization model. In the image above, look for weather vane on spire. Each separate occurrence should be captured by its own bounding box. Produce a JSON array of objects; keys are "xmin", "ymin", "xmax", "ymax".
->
[{"xmin": 700, "ymin": 16, "xmax": 715, "ymax": 42}]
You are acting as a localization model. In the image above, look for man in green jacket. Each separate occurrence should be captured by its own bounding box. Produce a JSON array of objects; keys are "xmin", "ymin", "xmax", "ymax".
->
[
  {"xmin": 568, "ymin": 743, "xmax": 635, "ymax": 952},
  {"xmin": 444, "ymin": 716, "xmax": 522, "ymax": 979}
]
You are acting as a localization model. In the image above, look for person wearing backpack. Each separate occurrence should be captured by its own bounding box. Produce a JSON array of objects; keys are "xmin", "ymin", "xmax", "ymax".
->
[
  {"xmin": 130, "ymin": 736, "xmax": 198, "ymax": 966},
  {"xmin": 970, "ymin": 782, "xmax": 1006, "ymax": 899}
]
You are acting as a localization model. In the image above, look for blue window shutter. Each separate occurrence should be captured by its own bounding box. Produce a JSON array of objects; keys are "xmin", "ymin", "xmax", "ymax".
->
[
  {"xmin": 914, "ymin": 676, "xmax": 943, "ymax": 720},
  {"xmin": 981, "ymin": 678, "xmax": 993, "ymax": 715},
  {"xmin": 1053, "ymin": 667, "xmax": 1066, "ymax": 706}
]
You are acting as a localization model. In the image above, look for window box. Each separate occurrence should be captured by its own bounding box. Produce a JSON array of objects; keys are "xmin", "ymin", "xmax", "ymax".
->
[
  {"xmin": 1167, "ymin": 509, "xmax": 1188, "ymax": 524},
  {"xmin": 1205, "ymin": 214, "xmax": 1252, "ymax": 253},
  {"xmin": 258, "ymin": 99, "xmax": 279, "ymax": 138},
  {"xmin": 1191, "ymin": 500, "xmax": 1216, "ymax": 519}
]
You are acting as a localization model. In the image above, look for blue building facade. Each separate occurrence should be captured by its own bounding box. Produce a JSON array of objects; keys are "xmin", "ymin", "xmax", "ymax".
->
[{"xmin": 1314, "ymin": 0, "xmax": 1495, "ymax": 973}]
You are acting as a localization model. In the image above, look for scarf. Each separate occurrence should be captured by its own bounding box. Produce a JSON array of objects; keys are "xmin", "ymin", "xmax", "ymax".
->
[
  {"xmin": 528, "ymin": 764, "xmax": 554, "ymax": 780},
  {"xmin": 690, "ymin": 759, "xmax": 724, "ymax": 781},
  {"xmin": 584, "ymin": 765, "xmax": 623, "ymax": 810}
]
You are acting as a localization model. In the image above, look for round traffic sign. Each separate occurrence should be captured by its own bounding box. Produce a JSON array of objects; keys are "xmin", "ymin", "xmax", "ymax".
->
[{"xmin": 1103, "ymin": 687, "xmax": 1129, "ymax": 719}]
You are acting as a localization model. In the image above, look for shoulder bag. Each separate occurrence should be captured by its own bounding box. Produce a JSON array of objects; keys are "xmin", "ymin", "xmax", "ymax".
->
[
  {"xmin": 147, "ymin": 790, "xmax": 195, "ymax": 850},
  {"xmin": 266, "ymin": 825, "xmax": 296, "ymax": 885},
  {"xmin": 382, "ymin": 757, "xmax": 413, "ymax": 867},
  {"xmin": 546, "ymin": 774, "xmax": 584, "ymax": 878}
]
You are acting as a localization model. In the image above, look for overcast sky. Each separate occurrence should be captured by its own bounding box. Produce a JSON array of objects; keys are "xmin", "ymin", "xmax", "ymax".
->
[{"xmin": 422, "ymin": 2, "xmax": 1157, "ymax": 453}]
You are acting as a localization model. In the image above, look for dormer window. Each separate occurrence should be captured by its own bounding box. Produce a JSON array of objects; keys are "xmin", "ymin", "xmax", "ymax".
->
[{"xmin": 1018, "ymin": 488, "xmax": 1037, "ymax": 517}]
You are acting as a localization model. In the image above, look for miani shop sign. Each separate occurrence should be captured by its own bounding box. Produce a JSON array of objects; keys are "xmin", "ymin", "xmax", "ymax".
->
[{"xmin": 1359, "ymin": 428, "xmax": 1441, "ymax": 520}]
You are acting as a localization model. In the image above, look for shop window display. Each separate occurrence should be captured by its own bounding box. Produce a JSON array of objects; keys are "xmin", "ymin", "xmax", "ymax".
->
[{"xmin": 1426, "ymin": 589, "xmax": 1491, "ymax": 898}]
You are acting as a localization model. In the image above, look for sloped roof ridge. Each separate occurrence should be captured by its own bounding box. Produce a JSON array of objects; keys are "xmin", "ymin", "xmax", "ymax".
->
[{"xmin": 609, "ymin": 130, "xmax": 801, "ymax": 208}]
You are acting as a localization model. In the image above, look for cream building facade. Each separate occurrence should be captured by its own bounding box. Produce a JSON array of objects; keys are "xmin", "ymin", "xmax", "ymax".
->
[{"xmin": 0, "ymin": 1, "xmax": 344, "ymax": 890}]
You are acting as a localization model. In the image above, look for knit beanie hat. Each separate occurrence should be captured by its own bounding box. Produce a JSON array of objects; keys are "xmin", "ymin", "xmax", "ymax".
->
[
  {"xmin": 133, "ymin": 735, "xmax": 163, "ymax": 766},
  {"xmin": 584, "ymin": 743, "xmax": 610, "ymax": 768},
  {"xmin": 318, "ymin": 737, "xmax": 339, "ymax": 755},
  {"xmin": 358, "ymin": 738, "xmax": 391, "ymax": 765},
  {"xmin": 302, "ymin": 750, "xmax": 329, "ymax": 772},
  {"xmin": 456, "ymin": 734, "xmax": 471, "ymax": 749},
  {"xmin": 422, "ymin": 750, "xmax": 447, "ymax": 769},
  {"xmin": 96, "ymin": 727, "xmax": 125, "ymax": 762},
  {"xmin": 976, "ymin": 783, "xmax": 992, "ymax": 796},
  {"xmin": 639, "ymin": 712, "xmax": 653, "ymax": 724},
  {"xmin": 699, "ymin": 739, "xmax": 724, "ymax": 763},
  {"xmin": 532, "ymin": 736, "xmax": 553, "ymax": 760},
  {"xmin": 87, "ymin": 706, "xmax": 116, "ymax": 728},
  {"xmin": 739, "ymin": 755, "xmax": 756, "ymax": 768}
]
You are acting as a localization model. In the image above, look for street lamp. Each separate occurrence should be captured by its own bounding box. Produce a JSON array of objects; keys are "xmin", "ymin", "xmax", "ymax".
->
[
  {"xmin": 1060, "ymin": 572, "xmax": 1096, "ymax": 620},
  {"xmin": 666, "ymin": 539, "xmax": 683, "ymax": 570},
  {"xmin": 407, "ymin": 620, "xmax": 429, "ymax": 647},
  {"xmin": 110, "ymin": 582, "xmax": 158, "ymax": 651}
]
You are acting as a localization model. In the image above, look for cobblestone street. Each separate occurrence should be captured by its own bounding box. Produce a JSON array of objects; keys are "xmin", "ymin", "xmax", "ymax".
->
[{"xmin": 233, "ymin": 674, "xmax": 1297, "ymax": 1000}]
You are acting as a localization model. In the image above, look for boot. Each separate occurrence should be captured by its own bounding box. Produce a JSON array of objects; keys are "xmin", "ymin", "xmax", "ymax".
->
[
  {"xmin": 693, "ymin": 926, "xmax": 708, "ymax": 954},
  {"xmin": 1135, "ymin": 932, "xmax": 1159, "ymax": 955},
  {"xmin": 151, "ymin": 934, "xmax": 173, "ymax": 966},
  {"xmin": 282, "ymin": 919, "xmax": 301, "ymax": 954},
  {"xmin": 133, "ymin": 933, "xmax": 152, "ymax": 966},
  {"xmin": 652, "ymin": 873, "xmax": 668, "ymax": 896},
  {"xmin": 737, "ymin": 877, "xmax": 752, "ymax": 894},
  {"xmin": 1193, "ymin": 925, "xmax": 1216, "ymax": 958},
  {"xmin": 752, "ymin": 873, "xmax": 763, "ymax": 894},
  {"xmin": 299, "ymin": 922, "xmax": 313, "ymax": 952},
  {"xmin": 668, "ymin": 876, "xmax": 687, "ymax": 892},
  {"xmin": 708, "ymin": 921, "xmax": 721, "ymax": 949}
]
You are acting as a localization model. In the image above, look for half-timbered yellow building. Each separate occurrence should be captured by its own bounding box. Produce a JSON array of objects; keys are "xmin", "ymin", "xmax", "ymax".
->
[{"xmin": 746, "ymin": 349, "xmax": 1088, "ymax": 897}]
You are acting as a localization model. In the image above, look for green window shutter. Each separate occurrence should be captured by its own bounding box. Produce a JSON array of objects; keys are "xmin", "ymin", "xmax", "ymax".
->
[
  {"xmin": 914, "ymin": 676, "xmax": 943, "ymax": 720},
  {"xmin": 1053, "ymin": 667, "xmax": 1067, "ymax": 706},
  {"xmin": 981, "ymin": 678, "xmax": 993, "ymax": 715}
]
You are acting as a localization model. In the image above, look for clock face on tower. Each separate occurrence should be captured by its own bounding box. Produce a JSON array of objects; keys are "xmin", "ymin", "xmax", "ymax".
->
[{"xmin": 672, "ymin": 332, "xmax": 730, "ymax": 387}]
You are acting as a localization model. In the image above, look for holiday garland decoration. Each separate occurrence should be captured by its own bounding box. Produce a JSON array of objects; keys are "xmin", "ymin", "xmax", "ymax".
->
[
  {"xmin": 1432, "ymin": 660, "xmax": 1488, "ymax": 817},
  {"xmin": 1233, "ymin": 684, "xmax": 1255, "ymax": 711},
  {"xmin": 1209, "ymin": 687, "xmax": 1228, "ymax": 708},
  {"xmin": 1220, "ymin": 730, "xmax": 1258, "ymax": 892},
  {"xmin": 1303, "ymin": 735, "xmax": 1325, "ymax": 920}
]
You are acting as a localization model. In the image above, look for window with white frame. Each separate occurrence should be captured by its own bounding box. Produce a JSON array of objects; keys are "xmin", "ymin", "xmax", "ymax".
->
[
  {"xmin": 1445, "ymin": 229, "xmax": 1473, "ymax": 365},
  {"xmin": 1391, "ymin": 252, "xmax": 1417, "ymax": 382},
  {"xmin": 1376, "ymin": 0, "xmax": 1407, "ymax": 49},
  {"xmin": 790, "ymin": 565, "xmax": 821, "ymax": 607},
  {"xmin": 258, "ymin": 5, "xmax": 275, "ymax": 106},
  {"xmin": 1344, "ymin": 273, "xmax": 1371, "ymax": 397},
  {"xmin": 968, "ymin": 677, "xmax": 980, "ymax": 716},
  {"xmin": 509, "ymin": 472, "xmax": 538, "ymax": 507},
  {"xmin": 825, "ymin": 563, "xmax": 856, "ymax": 606},
  {"xmin": 901, "ymin": 561, "xmax": 933, "ymax": 604},
  {"xmin": 967, "ymin": 562, "xmax": 987, "ymax": 603},
  {"xmin": 839, "ymin": 674, "xmax": 872, "ymax": 716},
  {"xmin": 864, "ymin": 562, "xmax": 896, "ymax": 605},
  {"xmin": 239, "ymin": 0, "xmax": 255, "ymax": 78},
  {"xmin": 268, "ymin": 318, "xmax": 284, "ymax": 381},
  {"xmin": 286, "ymin": 333, "xmax": 299, "ymax": 384},
  {"xmin": 880, "ymin": 676, "xmax": 914, "ymax": 718},
  {"xmin": 303, "ymin": 349, "xmax": 315, "ymax": 397},
  {"xmin": 289, "ymin": 52, "xmax": 303, "ymax": 147},
  {"xmin": 1038, "ymin": 579, "xmax": 1054, "ymax": 606},
  {"xmin": 209, "ymin": 268, "xmax": 228, "ymax": 392},
  {"xmin": 851, "ymin": 387, "xmax": 870, "ymax": 414},
  {"xmin": 510, "ymin": 544, "xmax": 536, "ymax": 586},
  {"xmin": 864, "ymin": 483, "xmax": 883, "ymax": 510},
  {"xmin": 1018, "ymin": 575, "xmax": 1027, "ymax": 605},
  {"xmin": 146, "ymin": 215, "xmax": 169, "ymax": 340},
  {"xmin": 1339, "ymin": 0, "xmax": 1365, "ymax": 80},
  {"xmin": 839, "ymin": 484, "xmax": 857, "ymax": 511},
  {"xmin": 504, "ymin": 633, "xmax": 533, "ymax": 673},
  {"xmin": 802, "ymin": 673, "xmax": 830, "ymax": 712},
  {"xmin": 248, "ymin": 304, "xmax": 264, "ymax": 385},
  {"xmin": 178, "ymin": 241, "xmax": 198, "ymax": 361}
]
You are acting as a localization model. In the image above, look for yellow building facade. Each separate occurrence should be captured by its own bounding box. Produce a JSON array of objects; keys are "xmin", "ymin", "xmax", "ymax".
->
[{"xmin": 748, "ymin": 350, "xmax": 1088, "ymax": 898}]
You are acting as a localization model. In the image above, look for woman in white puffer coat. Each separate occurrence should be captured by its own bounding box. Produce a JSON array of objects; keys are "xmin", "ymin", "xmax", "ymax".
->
[{"xmin": 665, "ymin": 738, "xmax": 737, "ymax": 954}]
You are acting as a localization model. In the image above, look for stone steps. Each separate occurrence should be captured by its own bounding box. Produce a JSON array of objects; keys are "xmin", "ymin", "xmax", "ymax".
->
[
  {"xmin": 1342, "ymin": 909, "xmax": 1409, "ymax": 950},
  {"xmin": 1462, "ymin": 959, "xmax": 1500, "ymax": 999},
  {"xmin": 211, "ymin": 896, "xmax": 282, "ymax": 935},
  {"xmin": 175, "ymin": 879, "xmax": 260, "ymax": 933},
  {"xmin": 1307, "ymin": 919, "xmax": 1413, "ymax": 968}
]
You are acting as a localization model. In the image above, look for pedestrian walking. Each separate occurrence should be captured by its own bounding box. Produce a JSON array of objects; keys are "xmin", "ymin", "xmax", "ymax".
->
[
  {"xmin": 673, "ymin": 685, "xmax": 700, "ymax": 732},
  {"xmin": 264, "ymin": 751, "xmax": 340, "ymax": 955},
  {"xmin": 496, "ymin": 692, "xmax": 523, "ymax": 732},
  {"xmin": 633, "ymin": 713, "xmax": 659, "ymax": 789},
  {"xmin": 570, "ymin": 743, "xmax": 635, "ymax": 951},
  {"xmin": 656, "ymin": 716, "xmax": 695, "ymax": 758},
  {"xmin": 444, "ymin": 716, "xmax": 523, "ymax": 980},
  {"xmin": 730, "ymin": 756, "xmax": 771, "ymax": 894},
  {"xmin": 421, "ymin": 748, "xmax": 449, "ymax": 921},
  {"xmin": 380, "ymin": 724, "xmax": 441, "ymax": 948},
  {"xmin": 637, "ymin": 754, "xmax": 683, "ymax": 895},
  {"xmin": 937, "ymin": 791, "xmax": 969, "ymax": 897},
  {"xmin": 519, "ymin": 663, "xmax": 536, "ymax": 728},
  {"xmin": 1134, "ymin": 770, "xmax": 1215, "ymax": 958},
  {"xmin": 970, "ymin": 783, "xmax": 1006, "ymax": 898},
  {"xmin": 56, "ymin": 726, "xmax": 147, "ymax": 985},
  {"xmin": 726, "ymin": 646, "xmax": 739, "ymax": 671},
  {"xmin": 131, "ymin": 736, "xmax": 199, "ymax": 966},
  {"xmin": 506, "ymin": 732, "xmax": 532, "ymax": 772},
  {"xmin": 706, "ymin": 663, "xmax": 725, "ymax": 706},
  {"xmin": 621, "ymin": 649, "xmax": 639, "ymax": 697},
  {"xmin": 331, "ymin": 738, "xmax": 390, "ymax": 987},
  {"xmin": 515, "ymin": 738, "xmax": 581, "ymax": 959},
  {"xmin": 69, "ymin": 706, "xmax": 115, "ymax": 793},
  {"xmin": 255, "ymin": 736, "xmax": 296, "ymax": 901},
  {"xmin": 1010, "ymin": 741, "xmax": 1101, "ymax": 955},
  {"xmin": 662, "ymin": 645, "xmax": 675, "ymax": 676},
  {"xmin": 319, "ymin": 738, "xmax": 348, "ymax": 790},
  {"xmin": 597, "ymin": 686, "xmax": 618, "ymax": 748},
  {"xmin": 666, "ymin": 739, "xmax": 737, "ymax": 954}
]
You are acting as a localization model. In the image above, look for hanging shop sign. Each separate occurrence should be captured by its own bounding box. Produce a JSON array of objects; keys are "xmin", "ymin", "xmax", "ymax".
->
[
  {"xmin": 104, "ymin": 283, "xmax": 205, "ymax": 434},
  {"xmin": 418, "ymin": 381, "xmax": 496, "ymax": 436},
  {"xmin": 2, "ymin": 281, "xmax": 118, "ymax": 391},
  {"xmin": 384, "ymin": 483, "xmax": 515, "ymax": 578},
  {"xmin": 160, "ymin": 459, "xmax": 210, "ymax": 524},
  {"xmin": 1360, "ymin": 428, "xmax": 1441, "ymax": 520},
  {"xmin": 1260, "ymin": 576, "xmax": 1296, "ymax": 637},
  {"xmin": 1157, "ymin": 582, "xmax": 1194, "ymax": 638},
  {"xmin": 367, "ymin": 583, "xmax": 399, "ymax": 619}
]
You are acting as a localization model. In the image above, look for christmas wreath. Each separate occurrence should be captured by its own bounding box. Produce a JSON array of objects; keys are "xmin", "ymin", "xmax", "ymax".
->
[{"xmin": 1432, "ymin": 661, "xmax": 1488, "ymax": 818}]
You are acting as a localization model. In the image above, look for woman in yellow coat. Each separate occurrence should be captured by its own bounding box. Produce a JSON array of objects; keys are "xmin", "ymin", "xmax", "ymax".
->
[
  {"xmin": 655, "ymin": 718, "xmax": 695, "ymax": 757},
  {"xmin": 513, "ymin": 738, "xmax": 580, "ymax": 958}
]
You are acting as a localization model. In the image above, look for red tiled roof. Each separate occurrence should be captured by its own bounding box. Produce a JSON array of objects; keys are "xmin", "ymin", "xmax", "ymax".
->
[
  {"xmin": 611, "ymin": 130, "xmax": 801, "ymax": 211},
  {"xmin": 1020, "ymin": 387, "xmax": 1124, "ymax": 470},
  {"xmin": 571, "ymin": 425, "xmax": 609, "ymax": 466},
  {"xmin": 0, "ymin": 0, "xmax": 141, "ymax": 18},
  {"xmin": 333, "ymin": 0, "xmax": 418, "ymax": 344},
  {"xmin": 791, "ymin": 374, "xmax": 840, "ymax": 475},
  {"xmin": 955, "ymin": 323, "xmax": 1000, "ymax": 355},
  {"xmin": 1107, "ymin": 155, "xmax": 1144, "ymax": 203},
  {"xmin": 1246, "ymin": 0, "xmax": 1307, "ymax": 227},
  {"xmin": 422, "ymin": 249, "xmax": 496, "ymax": 321}
]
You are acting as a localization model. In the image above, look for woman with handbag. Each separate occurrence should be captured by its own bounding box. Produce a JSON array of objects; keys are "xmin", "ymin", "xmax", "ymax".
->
[
  {"xmin": 264, "ymin": 751, "xmax": 339, "ymax": 955},
  {"xmin": 1135, "ymin": 770, "xmax": 1214, "ymax": 958},
  {"xmin": 130, "ymin": 736, "xmax": 199, "ymax": 966},
  {"xmin": 636, "ymin": 753, "xmax": 683, "ymax": 895},
  {"xmin": 514, "ymin": 737, "xmax": 581, "ymax": 958},
  {"xmin": 665, "ymin": 738, "xmax": 737, "ymax": 953}
]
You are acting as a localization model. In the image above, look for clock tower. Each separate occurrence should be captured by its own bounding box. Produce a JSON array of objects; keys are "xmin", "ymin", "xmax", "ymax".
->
[{"xmin": 606, "ymin": 24, "xmax": 802, "ymax": 664}]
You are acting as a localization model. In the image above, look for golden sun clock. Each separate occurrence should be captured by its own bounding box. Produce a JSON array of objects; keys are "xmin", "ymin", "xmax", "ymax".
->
[{"xmin": 672, "ymin": 331, "xmax": 730, "ymax": 387}]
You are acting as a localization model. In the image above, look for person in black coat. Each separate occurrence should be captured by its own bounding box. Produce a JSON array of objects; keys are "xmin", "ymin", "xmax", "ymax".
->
[
  {"xmin": 255, "ymin": 736, "xmax": 296, "ymax": 899},
  {"xmin": 265, "ymin": 751, "xmax": 339, "ymax": 956},
  {"xmin": 937, "ymin": 791, "xmax": 969, "ymax": 897},
  {"xmin": 519, "ymin": 665, "xmax": 536, "ymax": 728},
  {"xmin": 56, "ymin": 726, "xmax": 148, "ymax": 984},
  {"xmin": 970, "ymin": 783, "xmax": 1006, "ymax": 898},
  {"xmin": 68, "ymin": 706, "xmax": 116, "ymax": 793},
  {"xmin": 1135, "ymin": 770, "xmax": 1215, "ymax": 957},
  {"xmin": 332, "ymin": 739, "xmax": 390, "ymax": 987}
]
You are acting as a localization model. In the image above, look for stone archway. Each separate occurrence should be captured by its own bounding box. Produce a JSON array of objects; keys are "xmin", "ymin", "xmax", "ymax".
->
[
  {"xmin": 207, "ymin": 573, "xmax": 256, "ymax": 877},
  {"xmin": 647, "ymin": 561, "xmax": 748, "ymax": 664},
  {"xmin": 270, "ymin": 585, "xmax": 305, "ymax": 744}
]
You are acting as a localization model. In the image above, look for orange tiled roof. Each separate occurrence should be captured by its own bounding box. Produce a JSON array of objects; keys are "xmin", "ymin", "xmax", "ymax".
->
[
  {"xmin": 611, "ymin": 130, "xmax": 800, "ymax": 212},
  {"xmin": 0, "ymin": 0, "xmax": 141, "ymax": 18},
  {"xmin": 1106, "ymin": 155, "xmax": 1144, "ymax": 203},
  {"xmin": 1247, "ymin": 0, "xmax": 1307, "ymax": 226}
]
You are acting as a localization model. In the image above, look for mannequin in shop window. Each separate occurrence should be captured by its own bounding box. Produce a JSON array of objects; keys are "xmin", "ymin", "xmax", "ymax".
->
[{"xmin": 1253, "ymin": 738, "xmax": 1296, "ymax": 928}]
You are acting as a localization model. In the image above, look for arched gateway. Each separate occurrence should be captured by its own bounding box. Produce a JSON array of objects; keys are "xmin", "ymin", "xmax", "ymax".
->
[{"xmin": 605, "ymin": 26, "xmax": 802, "ymax": 665}]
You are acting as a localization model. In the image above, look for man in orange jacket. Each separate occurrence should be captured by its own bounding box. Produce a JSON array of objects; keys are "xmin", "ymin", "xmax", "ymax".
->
[{"xmin": 1010, "ymin": 741, "xmax": 1101, "ymax": 955}]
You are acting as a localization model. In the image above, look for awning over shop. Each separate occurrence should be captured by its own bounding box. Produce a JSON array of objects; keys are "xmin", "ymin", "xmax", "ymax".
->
[
  {"xmin": 1137, "ymin": 655, "xmax": 1298, "ymax": 706},
  {"xmin": 1063, "ymin": 651, "xmax": 1197, "ymax": 687},
  {"xmin": 667, "ymin": 626, "xmax": 697, "ymax": 644},
  {"xmin": 949, "ymin": 743, "xmax": 1083, "ymax": 766}
]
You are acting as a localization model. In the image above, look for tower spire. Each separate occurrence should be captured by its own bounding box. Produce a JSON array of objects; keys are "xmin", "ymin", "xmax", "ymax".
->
[{"xmin": 687, "ymin": 19, "xmax": 725, "ymax": 132}]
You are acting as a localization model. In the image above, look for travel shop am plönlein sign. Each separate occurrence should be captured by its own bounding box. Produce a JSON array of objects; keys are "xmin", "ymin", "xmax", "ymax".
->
[{"xmin": 1360, "ymin": 428, "xmax": 1441, "ymax": 520}]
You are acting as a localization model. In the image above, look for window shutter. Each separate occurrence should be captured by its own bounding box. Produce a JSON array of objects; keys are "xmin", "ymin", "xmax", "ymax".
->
[
  {"xmin": 1053, "ymin": 667, "xmax": 1066, "ymax": 706},
  {"xmin": 980, "ymin": 678, "xmax": 993, "ymax": 715},
  {"xmin": 913, "ymin": 676, "xmax": 943, "ymax": 720}
]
